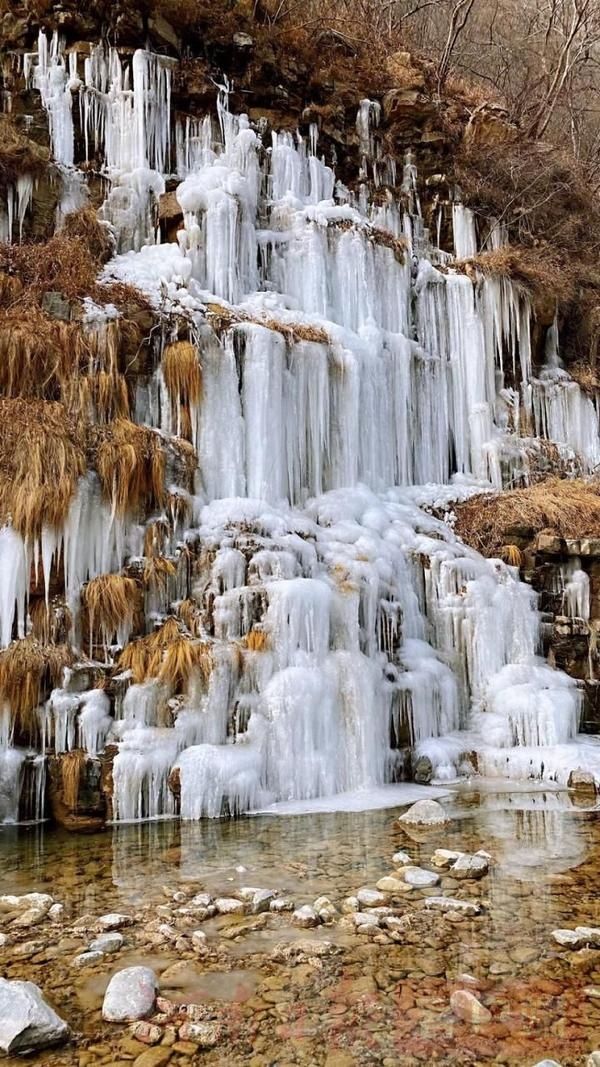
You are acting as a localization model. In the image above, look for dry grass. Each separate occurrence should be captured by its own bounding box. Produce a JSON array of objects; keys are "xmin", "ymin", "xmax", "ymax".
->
[
  {"xmin": 0, "ymin": 114, "xmax": 49, "ymax": 192},
  {"xmin": 453, "ymin": 478, "xmax": 600, "ymax": 557},
  {"xmin": 60, "ymin": 749, "xmax": 86, "ymax": 810},
  {"xmin": 0, "ymin": 637, "xmax": 74, "ymax": 744},
  {"xmin": 118, "ymin": 616, "xmax": 212, "ymax": 691},
  {"xmin": 455, "ymin": 246, "xmax": 574, "ymax": 306},
  {"xmin": 91, "ymin": 419, "xmax": 166, "ymax": 518},
  {"xmin": 143, "ymin": 556, "xmax": 177, "ymax": 591},
  {"xmin": 0, "ymin": 398, "xmax": 86, "ymax": 539},
  {"xmin": 244, "ymin": 628, "xmax": 269, "ymax": 652},
  {"xmin": 177, "ymin": 598, "xmax": 203, "ymax": 637},
  {"xmin": 162, "ymin": 341, "xmax": 202, "ymax": 436},
  {"xmin": 30, "ymin": 597, "xmax": 72, "ymax": 645},
  {"xmin": 62, "ymin": 208, "xmax": 114, "ymax": 264},
  {"xmin": 82, "ymin": 574, "xmax": 140, "ymax": 650}
]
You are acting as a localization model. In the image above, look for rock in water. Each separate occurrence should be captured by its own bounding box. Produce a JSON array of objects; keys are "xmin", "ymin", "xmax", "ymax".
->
[
  {"xmin": 450, "ymin": 989, "xmax": 492, "ymax": 1024},
  {"xmin": 413, "ymin": 755, "xmax": 433, "ymax": 784},
  {"xmin": 102, "ymin": 966, "xmax": 158, "ymax": 1022},
  {"xmin": 398, "ymin": 799, "xmax": 449, "ymax": 826},
  {"xmin": 0, "ymin": 978, "xmax": 70, "ymax": 1054}
]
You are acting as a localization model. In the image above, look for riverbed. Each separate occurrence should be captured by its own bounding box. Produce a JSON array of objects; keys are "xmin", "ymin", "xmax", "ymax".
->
[{"xmin": 1, "ymin": 784, "xmax": 599, "ymax": 1066}]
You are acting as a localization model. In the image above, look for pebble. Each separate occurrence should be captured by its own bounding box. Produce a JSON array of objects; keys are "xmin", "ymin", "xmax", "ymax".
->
[
  {"xmin": 178, "ymin": 1021, "xmax": 222, "ymax": 1047},
  {"xmin": 73, "ymin": 950, "xmax": 104, "ymax": 967},
  {"xmin": 452, "ymin": 853, "xmax": 489, "ymax": 879},
  {"xmin": 356, "ymin": 888, "xmax": 387, "ymax": 908},
  {"xmin": 48, "ymin": 903, "xmax": 64, "ymax": 922},
  {"xmin": 98, "ymin": 913, "xmax": 133, "ymax": 930},
  {"xmin": 89, "ymin": 932, "xmax": 124, "ymax": 955},
  {"xmin": 130, "ymin": 1021, "xmax": 162, "ymax": 1046},
  {"xmin": 292, "ymin": 905, "xmax": 319, "ymax": 928},
  {"xmin": 376, "ymin": 876, "xmax": 411, "ymax": 894},
  {"xmin": 391, "ymin": 850, "xmax": 412, "ymax": 866},
  {"xmin": 0, "ymin": 893, "xmax": 53, "ymax": 914},
  {"xmin": 269, "ymin": 897, "xmax": 295, "ymax": 913},
  {"xmin": 215, "ymin": 898, "xmax": 246, "ymax": 916},
  {"xmin": 424, "ymin": 896, "xmax": 482, "ymax": 916},
  {"xmin": 12, "ymin": 907, "xmax": 46, "ymax": 928},
  {"xmin": 450, "ymin": 989, "xmax": 492, "ymax": 1024},
  {"xmin": 431, "ymin": 849, "xmax": 463, "ymax": 868},
  {"xmin": 401, "ymin": 866, "xmax": 440, "ymax": 888},
  {"xmin": 191, "ymin": 930, "xmax": 207, "ymax": 949}
]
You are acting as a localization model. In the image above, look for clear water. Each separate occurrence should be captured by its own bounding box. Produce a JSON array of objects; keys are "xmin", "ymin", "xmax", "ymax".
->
[{"xmin": 1, "ymin": 788, "xmax": 600, "ymax": 1065}]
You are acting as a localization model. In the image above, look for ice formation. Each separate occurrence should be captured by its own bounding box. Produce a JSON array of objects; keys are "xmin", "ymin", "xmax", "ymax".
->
[{"xmin": 2, "ymin": 33, "xmax": 600, "ymax": 824}]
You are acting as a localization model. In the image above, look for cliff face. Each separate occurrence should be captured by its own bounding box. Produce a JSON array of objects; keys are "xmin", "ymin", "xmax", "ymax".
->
[{"xmin": 0, "ymin": 2, "xmax": 599, "ymax": 829}]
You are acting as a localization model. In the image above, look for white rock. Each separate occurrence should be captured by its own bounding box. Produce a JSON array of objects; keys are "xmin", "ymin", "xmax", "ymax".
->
[
  {"xmin": 188, "ymin": 893, "xmax": 213, "ymax": 909},
  {"xmin": 252, "ymin": 889, "xmax": 277, "ymax": 914},
  {"xmin": 587, "ymin": 1054, "xmax": 600, "ymax": 1066},
  {"xmin": 341, "ymin": 896, "xmax": 360, "ymax": 913},
  {"xmin": 292, "ymin": 905, "xmax": 319, "ymax": 928},
  {"xmin": 533, "ymin": 1061, "xmax": 564, "ymax": 1067},
  {"xmin": 398, "ymin": 799, "xmax": 449, "ymax": 826},
  {"xmin": 391, "ymin": 850, "xmax": 412, "ymax": 866},
  {"xmin": 356, "ymin": 888, "xmax": 387, "ymax": 908},
  {"xmin": 215, "ymin": 898, "xmax": 246, "ymax": 916},
  {"xmin": 452, "ymin": 854, "xmax": 489, "ymax": 879},
  {"xmin": 102, "ymin": 966, "xmax": 158, "ymax": 1023},
  {"xmin": 269, "ymin": 897, "xmax": 295, "ymax": 913},
  {"xmin": 12, "ymin": 908, "xmax": 46, "ymax": 928},
  {"xmin": 402, "ymin": 866, "xmax": 440, "ymax": 888},
  {"xmin": 48, "ymin": 904, "xmax": 64, "ymax": 922},
  {"xmin": 89, "ymin": 932, "xmax": 123, "ymax": 955},
  {"xmin": 352, "ymin": 913, "xmax": 380, "ymax": 928},
  {"xmin": 0, "ymin": 933, "xmax": 7, "ymax": 948},
  {"xmin": 431, "ymin": 849, "xmax": 464, "ymax": 869},
  {"xmin": 552, "ymin": 929, "xmax": 584, "ymax": 947},
  {"xmin": 0, "ymin": 978, "xmax": 70, "ymax": 1054},
  {"xmin": 191, "ymin": 930, "xmax": 207, "ymax": 949},
  {"xmin": 98, "ymin": 913, "xmax": 133, "ymax": 930},
  {"xmin": 0, "ymin": 893, "xmax": 53, "ymax": 914},
  {"xmin": 450, "ymin": 989, "xmax": 492, "ymax": 1024},
  {"xmin": 424, "ymin": 897, "xmax": 482, "ymax": 916},
  {"xmin": 575, "ymin": 926, "xmax": 600, "ymax": 946}
]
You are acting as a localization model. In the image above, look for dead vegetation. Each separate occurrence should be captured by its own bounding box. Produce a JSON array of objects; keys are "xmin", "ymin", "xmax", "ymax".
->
[
  {"xmin": 0, "ymin": 637, "xmax": 74, "ymax": 744},
  {"xmin": 161, "ymin": 340, "xmax": 202, "ymax": 440},
  {"xmin": 118, "ymin": 616, "xmax": 213, "ymax": 691},
  {"xmin": 0, "ymin": 114, "xmax": 49, "ymax": 192},
  {"xmin": 82, "ymin": 574, "xmax": 140, "ymax": 651},
  {"xmin": 91, "ymin": 419, "xmax": 166, "ymax": 518},
  {"xmin": 60, "ymin": 749, "xmax": 86, "ymax": 810},
  {"xmin": 455, "ymin": 246, "xmax": 574, "ymax": 307},
  {"xmin": 0, "ymin": 398, "xmax": 86, "ymax": 539},
  {"xmin": 453, "ymin": 478, "xmax": 600, "ymax": 557}
]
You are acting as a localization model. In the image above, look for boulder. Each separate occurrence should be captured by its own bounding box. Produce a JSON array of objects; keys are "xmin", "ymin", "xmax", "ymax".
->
[
  {"xmin": 397, "ymin": 799, "xmax": 449, "ymax": 826},
  {"xmin": 0, "ymin": 978, "xmax": 70, "ymax": 1054},
  {"xmin": 102, "ymin": 966, "xmax": 158, "ymax": 1023}
]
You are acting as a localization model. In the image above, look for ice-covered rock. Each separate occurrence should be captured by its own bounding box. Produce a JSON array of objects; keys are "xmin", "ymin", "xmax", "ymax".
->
[
  {"xmin": 0, "ymin": 979, "xmax": 70, "ymax": 1054},
  {"xmin": 102, "ymin": 966, "xmax": 158, "ymax": 1022}
]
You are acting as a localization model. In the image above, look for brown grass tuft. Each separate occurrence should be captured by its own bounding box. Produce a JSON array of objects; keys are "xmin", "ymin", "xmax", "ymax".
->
[
  {"xmin": 0, "ymin": 398, "xmax": 86, "ymax": 539},
  {"xmin": 162, "ymin": 341, "xmax": 202, "ymax": 440},
  {"xmin": 0, "ymin": 115, "xmax": 49, "ymax": 193},
  {"xmin": 453, "ymin": 478, "xmax": 600, "ymax": 557},
  {"xmin": 82, "ymin": 574, "xmax": 140, "ymax": 651},
  {"xmin": 244, "ymin": 628, "xmax": 270, "ymax": 652},
  {"xmin": 118, "ymin": 616, "xmax": 212, "ymax": 691},
  {"xmin": 61, "ymin": 749, "xmax": 86, "ymax": 810},
  {"xmin": 0, "ymin": 637, "xmax": 74, "ymax": 744},
  {"xmin": 91, "ymin": 419, "xmax": 166, "ymax": 517}
]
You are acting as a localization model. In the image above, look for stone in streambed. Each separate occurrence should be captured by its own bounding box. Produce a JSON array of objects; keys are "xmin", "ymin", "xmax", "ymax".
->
[
  {"xmin": 424, "ymin": 896, "xmax": 482, "ymax": 916},
  {"xmin": 452, "ymin": 853, "xmax": 489, "ymax": 879},
  {"xmin": 450, "ymin": 989, "xmax": 492, "ymax": 1024},
  {"xmin": 0, "ymin": 978, "xmax": 70, "ymax": 1054},
  {"xmin": 292, "ymin": 904, "xmax": 319, "ymax": 928},
  {"xmin": 402, "ymin": 866, "xmax": 440, "ymax": 888},
  {"xmin": 98, "ymin": 913, "xmax": 133, "ymax": 930},
  {"xmin": 102, "ymin": 966, "xmax": 158, "ymax": 1022},
  {"xmin": 356, "ymin": 888, "xmax": 387, "ymax": 908},
  {"xmin": 89, "ymin": 932, "xmax": 124, "ymax": 954},
  {"xmin": 398, "ymin": 799, "xmax": 449, "ymax": 826}
]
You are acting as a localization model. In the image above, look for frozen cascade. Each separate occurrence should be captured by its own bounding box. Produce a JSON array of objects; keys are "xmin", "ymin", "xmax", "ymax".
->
[{"xmin": 7, "ymin": 46, "xmax": 600, "ymax": 825}]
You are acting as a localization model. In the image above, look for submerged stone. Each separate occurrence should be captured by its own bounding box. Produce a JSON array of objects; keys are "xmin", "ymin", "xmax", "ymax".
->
[{"xmin": 398, "ymin": 800, "xmax": 449, "ymax": 826}]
